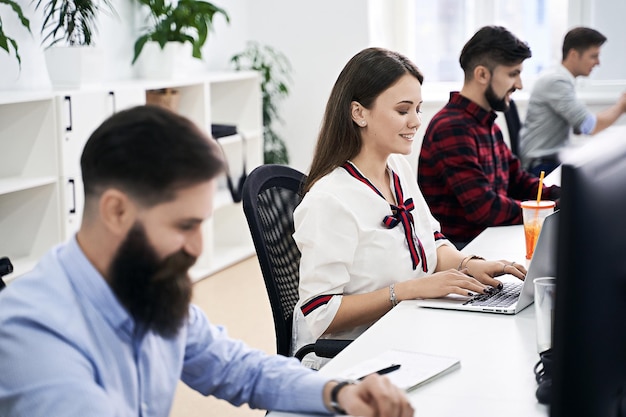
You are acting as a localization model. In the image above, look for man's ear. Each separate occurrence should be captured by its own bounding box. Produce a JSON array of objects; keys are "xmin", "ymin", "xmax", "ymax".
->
[
  {"xmin": 565, "ymin": 48, "xmax": 578, "ymax": 62},
  {"xmin": 99, "ymin": 189, "xmax": 137, "ymax": 236},
  {"xmin": 473, "ymin": 65, "xmax": 491, "ymax": 86}
]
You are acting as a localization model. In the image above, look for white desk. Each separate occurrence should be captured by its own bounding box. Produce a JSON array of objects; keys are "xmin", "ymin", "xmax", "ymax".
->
[{"xmin": 268, "ymin": 225, "xmax": 548, "ymax": 417}]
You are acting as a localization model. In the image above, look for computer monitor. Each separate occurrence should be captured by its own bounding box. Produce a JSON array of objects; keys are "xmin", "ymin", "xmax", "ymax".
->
[{"xmin": 551, "ymin": 131, "xmax": 626, "ymax": 417}]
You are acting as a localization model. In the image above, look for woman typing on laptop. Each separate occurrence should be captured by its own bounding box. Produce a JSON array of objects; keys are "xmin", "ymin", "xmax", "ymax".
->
[{"xmin": 292, "ymin": 48, "xmax": 526, "ymax": 369}]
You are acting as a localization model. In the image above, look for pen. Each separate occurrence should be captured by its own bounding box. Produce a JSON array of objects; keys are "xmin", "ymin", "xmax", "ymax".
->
[{"xmin": 358, "ymin": 364, "xmax": 401, "ymax": 380}]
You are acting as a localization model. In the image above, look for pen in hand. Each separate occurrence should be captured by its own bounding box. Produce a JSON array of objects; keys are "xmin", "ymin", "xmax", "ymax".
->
[{"xmin": 358, "ymin": 364, "xmax": 401, "ymax": 380}]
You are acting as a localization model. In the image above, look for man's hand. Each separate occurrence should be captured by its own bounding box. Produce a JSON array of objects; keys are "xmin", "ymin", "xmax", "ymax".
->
[{"xmin": 324, "ymin": 375, "xmax": 414, "ymax": 417}]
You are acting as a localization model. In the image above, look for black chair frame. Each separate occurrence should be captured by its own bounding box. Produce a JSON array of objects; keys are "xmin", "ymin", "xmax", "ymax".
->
[
  {"xmin": 241, "ymin": 164, "xmax": 350, "ymax": 361},
  {"xmin": 504, "ymin": 98, "xmax": 522, "ymax": 157},
  {"xmin": 0, "ymin": 257, "xmax": 13, "ymax": 291}
]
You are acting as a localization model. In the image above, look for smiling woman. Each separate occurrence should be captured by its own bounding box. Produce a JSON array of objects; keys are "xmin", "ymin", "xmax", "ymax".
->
[{"xmin": 291, "ymin": 47, "xmax": 524, "ymax": 370}]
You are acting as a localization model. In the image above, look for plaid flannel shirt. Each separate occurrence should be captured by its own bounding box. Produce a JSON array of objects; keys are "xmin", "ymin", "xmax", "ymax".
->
[{"xmin": 418, "ymin": 92, "xmax": 560, "ymax": 245}]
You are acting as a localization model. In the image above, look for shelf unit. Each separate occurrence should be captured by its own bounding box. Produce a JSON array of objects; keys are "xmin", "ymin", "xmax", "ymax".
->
[{"xmin": 0, "ymin": 71, "xmax": 262, "ymax": 284}]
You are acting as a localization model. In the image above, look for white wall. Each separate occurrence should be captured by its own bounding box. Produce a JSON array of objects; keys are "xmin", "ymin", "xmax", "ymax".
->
[
  {"xmin": 1, "ymin": 0, "xmax": 367, "ymax": 173},
  {"xmin": 1, "ymin": 0, "xmax": 624, "ymax": 172},
  {"xmin": 244, "ymin": 1, "xmax": 369, "ymax": 173},
  {"xmin": 0, "ymin": 0, "xmax": 51, "ymax": 90},
  {"xmin": 0, "ymin": 0, "xmax": 251, "ymax": 87}
]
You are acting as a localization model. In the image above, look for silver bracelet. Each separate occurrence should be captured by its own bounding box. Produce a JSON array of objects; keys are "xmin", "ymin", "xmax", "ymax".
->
[
  {"xmin": 459, "ymin": 254, "xmax": 485, "ymax": 271},
  {"xmin": 389, "ymin": 283, "xmax": 398, "ymax": 308}
]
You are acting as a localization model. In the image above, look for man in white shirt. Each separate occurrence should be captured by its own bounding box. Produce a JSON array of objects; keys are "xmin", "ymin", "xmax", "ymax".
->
[{"xmin": 519, "ymin": 26, "xmax": 626, "ymax": 176}]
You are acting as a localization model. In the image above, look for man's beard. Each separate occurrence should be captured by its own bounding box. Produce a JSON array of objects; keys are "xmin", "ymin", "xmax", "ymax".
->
[
  {"xmin": 485, "ymin": 82, "xmax": 513, "ymax": 112},
  {"xmin": 109, "ymin": 222, "xmax": 196, "ymax": 338}
]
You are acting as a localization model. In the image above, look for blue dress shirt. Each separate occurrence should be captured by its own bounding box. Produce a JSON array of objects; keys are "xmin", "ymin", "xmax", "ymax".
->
[{"xmin": 0, "ymin": 237, "xmax": 331, "ymax": 416}]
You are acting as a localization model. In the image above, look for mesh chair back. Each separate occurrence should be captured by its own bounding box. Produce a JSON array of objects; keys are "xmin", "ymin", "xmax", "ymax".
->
[{"xmin": 242, "ymin": 165, "xmax": 306, "ymax": 356}]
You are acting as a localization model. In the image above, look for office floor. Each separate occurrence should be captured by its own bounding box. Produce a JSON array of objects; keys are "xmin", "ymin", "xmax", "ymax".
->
[{"xmin": 169, "ymin": 256, "xmax": 273, "ymax": 417}]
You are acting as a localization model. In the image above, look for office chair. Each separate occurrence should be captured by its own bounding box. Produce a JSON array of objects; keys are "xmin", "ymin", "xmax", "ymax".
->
[
  {"xmin": 241, "ymin": 164, "xmax": 351, "ymax": 361},
  {"xmin": 0, "ymin": 257, "xmax": 14, "ymax": 291},
  {"xmin": 504, "ymin": 100, "xmax": 555, "ymax": 176},
  {"xmin": 504, "ymin": 99, "xmax": 522, "ymax": 157}
]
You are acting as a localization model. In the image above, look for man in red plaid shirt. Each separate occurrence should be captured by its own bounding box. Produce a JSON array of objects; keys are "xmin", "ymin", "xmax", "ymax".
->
[{"xmin": 418, "ymin": 26, "xmax": 560, "ymax": 249}]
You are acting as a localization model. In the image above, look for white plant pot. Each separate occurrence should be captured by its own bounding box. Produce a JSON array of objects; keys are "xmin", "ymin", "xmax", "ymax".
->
[
  {"xmin": 134, "ymin": 42, "xmax": 185, "ymax": 80},
  {"xmin": 44, "ymin": 46, "xmax": 104, "ymax": 87}
]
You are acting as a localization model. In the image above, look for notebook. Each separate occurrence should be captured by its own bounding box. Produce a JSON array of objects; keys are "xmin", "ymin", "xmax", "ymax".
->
[
  {"xmin": 337, "ymin": 349, "xmax": 460, "ymax": 392},
  {"xmin": 415, "ymin": 210, "xmax": 559, "ymax": 315}
]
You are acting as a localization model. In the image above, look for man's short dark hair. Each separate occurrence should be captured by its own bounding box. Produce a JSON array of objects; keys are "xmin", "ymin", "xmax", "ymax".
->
[
  {"xmin": 562, "ymin": 27, "xmax": 607, "ymax": 61},
  {"xmin": 459, "ymin": 25, "xmax": 532, "ymax": 80},
  {"xmin": 81, "ymin": 105, "xmax": 225, "ymax": 206}
]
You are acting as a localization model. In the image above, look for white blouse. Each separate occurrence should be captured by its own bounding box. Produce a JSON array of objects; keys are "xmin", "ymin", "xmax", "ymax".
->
[{"xmin": 292, "ymin": 154, "xmax": 452, "ymax": 368}]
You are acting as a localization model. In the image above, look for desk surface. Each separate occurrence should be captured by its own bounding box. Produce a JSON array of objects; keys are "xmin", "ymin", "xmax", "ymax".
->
[{"xmin": 268, "ymin": 226, "xmax": 548, "ymax": 417}]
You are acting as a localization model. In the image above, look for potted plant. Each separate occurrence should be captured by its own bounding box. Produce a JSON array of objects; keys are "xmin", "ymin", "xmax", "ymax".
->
[
  {"xmin": 35, "ymin": 0, "xmax": 114, "ymax": 47},
  {"xmin": 132, "ymin": 0, "xmax": 229, "ymax": 77},
  {"xmin": 230, "ymin": 41, "xmax": 292, "ymax": 165},
  {"xmin": 33, "ymin": 0, "xmax": 116, "ymax": 86},
  {"xmin": 0, "ymin": 0, "xmax": 31, "ymax": 68}
]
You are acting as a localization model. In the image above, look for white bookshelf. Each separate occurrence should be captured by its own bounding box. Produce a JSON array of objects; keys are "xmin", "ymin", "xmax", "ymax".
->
[{"xmin": 0, "ymin": 71, "xmax": 262, "ymax": 284}]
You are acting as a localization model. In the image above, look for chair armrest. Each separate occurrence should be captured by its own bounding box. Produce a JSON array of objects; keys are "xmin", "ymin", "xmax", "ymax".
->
[{"xmin": 294, "ymin": 339, "xmax": 353, "ymax": 361}]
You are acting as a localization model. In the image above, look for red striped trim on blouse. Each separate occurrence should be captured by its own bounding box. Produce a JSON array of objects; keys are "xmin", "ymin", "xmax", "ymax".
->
[
  {"xmin": 342, "ymin": 162, "xmax": 427, "ymax": 272},
  {"xmin": 301, "ymin": 294, "xmax": 337, "ymax": 316}
]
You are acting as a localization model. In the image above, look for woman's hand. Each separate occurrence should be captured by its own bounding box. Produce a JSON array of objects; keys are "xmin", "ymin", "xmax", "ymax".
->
[
  {"xmin": 463, "ymin": 258, "xmax": 527, "ymax": 284},
  {"xmin": 398, "ymin": 269, "xmax": 495, "ymax": 299}
]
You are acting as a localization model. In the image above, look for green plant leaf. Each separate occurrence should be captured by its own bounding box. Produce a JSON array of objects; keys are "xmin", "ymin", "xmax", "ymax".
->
[
  {"xmin": 132, "ymin": 34, "xmax": 151, "ymax": 64},
  {"xmin": 7, "ymin": 37, "xmax": 20, "ymax": 65},
  {"xmin": 0, "ymin": 30, "xmax": 9, "ymax": 52},
  {"xmin": 131, "ymin": 0, "xmax": 229, "ymax": 64},
  {"xmin": 34, "ymin": 0, "xmax": 115, "ymax": 47},
  {"xmin": 0, "ymin": 0, "xmax": 31, "ymax": 68},
  {"xmin": 230, "ymin": 41, "xmax": 293, "ymax": 164},
  {"xmin": 2, "ymin": 0, "xmax": 31, "ymax": 29}
]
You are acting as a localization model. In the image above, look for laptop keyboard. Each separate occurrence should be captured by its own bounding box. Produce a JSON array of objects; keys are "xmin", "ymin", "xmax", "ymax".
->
[{"xmin": 463, "ymin": 281, "xmax": 523, "ymax": 308}]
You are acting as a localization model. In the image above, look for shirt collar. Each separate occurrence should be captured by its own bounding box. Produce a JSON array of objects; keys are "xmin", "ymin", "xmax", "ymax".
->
[
  {"xmin": 59, "ymin": 236, "xmax": 136, "ymax": 339},
  {"xmin": 449, "ymin": 91, "xmax": 498, "ymax": 126},
  {"xmin": 557, "ymin": 64, "xmax": 577, "ymax": 84}
]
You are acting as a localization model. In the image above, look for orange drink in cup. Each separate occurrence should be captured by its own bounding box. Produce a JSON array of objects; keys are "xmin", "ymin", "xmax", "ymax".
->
[{"xmin": 521, "ymin": 201, "xmax": 556, "ymax": 260}]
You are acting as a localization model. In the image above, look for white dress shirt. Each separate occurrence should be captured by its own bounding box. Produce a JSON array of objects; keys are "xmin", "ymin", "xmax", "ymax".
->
[{"xmin": 292, "ymin": 154, "xmax": 452, "ymax": 368}]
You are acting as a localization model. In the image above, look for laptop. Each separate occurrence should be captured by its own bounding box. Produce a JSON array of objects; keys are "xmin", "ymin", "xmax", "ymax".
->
[{"xmin": 415, "ymin": 210, "xmax": 559, "ymax": 315}]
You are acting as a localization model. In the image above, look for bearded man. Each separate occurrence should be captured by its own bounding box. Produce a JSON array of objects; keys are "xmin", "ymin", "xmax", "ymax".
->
[
  {"xmin": 418, "ymin": 25, "xmax": 560, "ymax": 249},
  {"xmin": 0, "ymin": 105, "xmax": 412, "ymax": 417}
]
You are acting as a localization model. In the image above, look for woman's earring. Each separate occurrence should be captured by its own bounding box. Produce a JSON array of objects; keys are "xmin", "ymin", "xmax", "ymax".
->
[{"xmin": 360, "ymin": 120, "xmax": 366, "ymax": 126}]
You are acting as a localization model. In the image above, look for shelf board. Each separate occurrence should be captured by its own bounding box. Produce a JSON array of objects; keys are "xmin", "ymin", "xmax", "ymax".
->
[
  {"xmin": 206, "ymin": 71, "xmax": 260, "ymax": 84},
  {"xmin": 214, "ymin": 133, "xmax": 242, "ymax": 146},
  {"xmin": 214, "ymin": 188, "xmax": 236, "ymax": 210},
  {"xmin": 0, "ymin": 176, "xmax": 58, "ymax": 196},
  {"xmin": 189, "ymin": 244, "xmax": 255, "ymax": 283},
  {"xmin": 0, "ymin": 91, "xmax": 55, "ymax": 106},
  {"xmin": 77, "ymin": 71, "xmax": 260, "ymax": 93},
  {"xmin": 212, "ymin": 130, "xmax": 262, "ymax": 144},
  {"xmin": 6, "ymin": 248, "xmax": 256, "ymax": 286}
]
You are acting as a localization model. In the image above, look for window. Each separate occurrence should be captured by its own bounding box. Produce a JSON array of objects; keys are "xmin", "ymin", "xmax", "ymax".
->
[
  {"xmin": 410, "ymin": 0, "xmax": 568, "ymax": 82},
  {"xmin": 576, "ymin": 0, "xmax": 626, "ymax": 80},
  {"xmin": 369, "ymin": 0, "xmax": 625, "ymax": 84}
]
